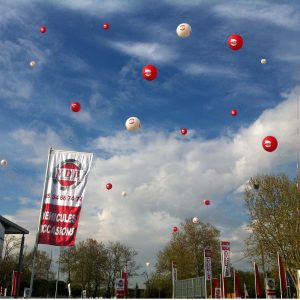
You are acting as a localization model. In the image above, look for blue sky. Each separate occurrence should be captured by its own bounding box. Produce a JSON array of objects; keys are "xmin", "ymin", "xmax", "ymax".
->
[{"xmin": 1, "ymin": 0, "xmax": 300, "ymax": 287}]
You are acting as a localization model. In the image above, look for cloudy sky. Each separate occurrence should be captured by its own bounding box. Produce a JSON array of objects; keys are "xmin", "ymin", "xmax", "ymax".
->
[{"xmin": 1, "ymin": 0, "xmax": 300, "ymax": 287}]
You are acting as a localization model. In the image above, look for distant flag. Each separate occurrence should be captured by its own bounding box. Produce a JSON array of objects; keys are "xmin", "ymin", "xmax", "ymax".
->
[
  {"xmin": 235, "ymin": 270, "xmax": 241, "ymax": 298},
  {"xmin": 244, "ymin": 282, "xmax": 249, "ymax": 298},
  {"xmin": 212, "ymin": 278, "xmax": 219, "ymax": 298},
  {"xmin": 254, "ymin": 262, "xmax": 263, "ymax": 297},
  {"xmin": 278, "ymin": 252, "xmax": 287, "ymax": 298}
]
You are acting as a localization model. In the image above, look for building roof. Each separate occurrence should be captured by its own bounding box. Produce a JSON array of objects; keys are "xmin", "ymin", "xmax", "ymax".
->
[{"xmin": 0, "ymin": 215, "xmax": 29, "ymax": 234}]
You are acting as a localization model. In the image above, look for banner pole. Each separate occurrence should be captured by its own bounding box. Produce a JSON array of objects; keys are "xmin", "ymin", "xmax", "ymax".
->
[
  {"xmin": 233, "ymin": 267, "xmax": 235, "ymax": 299},
  {"xmin": 55, "ymin": 246, "xmax": 62, "ymax": 298},
  {"xmin": 29, "ymin": 147, "xmax": 52, "ymax": 297},
  {"xmin": 278, "ymin": 252, "xmax": 283, "ymax": 299},
  {"xmin": 204, "ymin": 250, "xmax": 207, "ymax": 299}
]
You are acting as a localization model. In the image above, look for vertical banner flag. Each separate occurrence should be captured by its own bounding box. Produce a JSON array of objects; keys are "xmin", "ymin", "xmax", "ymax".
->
[
  {"xmin": 265, "ymin": 278, "xmax": 276, "ymax": 298},
  {"xmin": 221, "ymin": 241, "xmax": 231, "ymax": 277},
  {"xmin": 11, "ymin": 271, "xmax": 22, "ymax": 297},
  {"xmin": 278, "ymin": 253, "xmax": 287, "ymax": 294},
  {"xmin": 235, "ymin": 270, "xmax": 241, "ymax": 298},
  {"xmin": 38, "ymin": 149, "xmax": 93, "ymax": 246},
  {"xmin": 115, "ymin": 278, "xmax": 125, "ymax": 299},
  {"xmin": 204, "ymin": 248, "xmax": 212, "ymax": 280},
  {"xmin": 172, "ymin": 261, "xmax": 177, "ymax": 281},
  {"xmin": 212, "ymin": 278, "xmax": 219, "ymax": 299},
  {"xmin": 122, "ymin": 271, "xmax": 128, "ymax": 298},
  {"xmin": 254, "ymin": 262, "xmax": 263, "ymax": 297}
]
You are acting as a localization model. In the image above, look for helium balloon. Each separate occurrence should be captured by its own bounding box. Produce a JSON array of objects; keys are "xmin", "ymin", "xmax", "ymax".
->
[
  {"xmin": 40, "ymin": 26, "xmax": 47, "ymax": 33},
  {"xmin": 30, "ymin": 61, "xmax": 37, "ymax": 68},
  {"xmin": 0, "ymin": 160, "xmax": 8, "ymax": 167},
  {"xmin": 262, "ymin": 136, "xmax": 278, "ymax": 152},
  {"xmin": 176, "ymin": 23, "xmax": 192, "ymax": 38},
  {"xmin": 106, "ymin": 183, "xmax": 113, "ymax": 190},
  {"xmin": 125, "ymin": 117, "xmax": 141, "ymax": 131},
  {"xmin": 228, "ymin": 34, "xmax": 243, "ymax": 50},
  {"xmin": 181, "ymin": 128, "xmax": 188, "ymax": 135},
  {"xmin": 70, "ymin": 102, "xmax": 81, "ymax": 112},
  {"xmin": 203, "ymin": 199, "xmax": 210, "ymax": 206},
  {"xmin": 172, "ymin": 226, "xmax": 178, "ymax": 233},
  {"xmin": 231, "ymin": 109, "xmax": 237, "ymax": 116},
  {"xmin": 142, "ymin": 65, "xmax": 158, "ymax": 81},
  {"xmin": 103, "ymin": 23, "xmax": 110, "ymax": 30},
  {"xmin": 192, "ymin": 217, "xmax": 200, "ymax": 224},
  {"xmin": 261, "ymin": 58, "xmax": 267, "ymax": 65},
  {"xmin": 146, "ymin": 262, "xmax": 150, "ymax": 267},
  {"xmin": 122, "ymin": 191, "xmax": 127, "ymax": 197}
]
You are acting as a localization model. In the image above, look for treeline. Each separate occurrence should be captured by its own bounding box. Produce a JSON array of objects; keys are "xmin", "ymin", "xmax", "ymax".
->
[{"xmin": 0, "ymin": 238, "xmax": 138, "ymax": 298}]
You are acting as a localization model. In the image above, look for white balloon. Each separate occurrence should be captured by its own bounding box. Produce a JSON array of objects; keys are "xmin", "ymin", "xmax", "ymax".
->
[
  {"xmin": 125, "ymin": 117, "xmax": 141, "ymax": 131},
  {"xmin": 1, "ymin": 160, "xmax": 8, "ymax": 167},
  {"xmin": 261, "ymin": 58, "xmax": 267, "ymax": 65},
  {"xmin": 122, "ymin": 191, "xmax": 127, "ymax": 197},
  {"xmin": 146, "ymin": 262, "xmax": 150, "ymax": 267},
  {"xmin": 30, "ymin": 60, "xmax": 37, "ymax": 67},
  {"xmin": 176, "ymin": 23, "xmax": 192, "ymax": 38},
  {"xmin": 192, "ymin": 217, "xmax": 200, "ymax": 224}
]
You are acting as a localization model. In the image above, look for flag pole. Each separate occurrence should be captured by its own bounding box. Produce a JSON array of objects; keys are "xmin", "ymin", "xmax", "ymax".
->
[
  {"xmin": 233, "ymin": 267, "xmax": 235, "ymax": 299},
  {"xmin": 278, "ymin": 252, "xmax": 283, "ymax": 299},
  {"xmin": 254, "ymin": 262, "xmax": 257, "ymax": 299},
  {"xmin": 29, "ymin": 147, "xmax": 52, "ymax": 297},
  {"xmin": 55, "ymin": 246, "xmax": 62, "ymax": 298},
  {"xmin": 204, "ymin": 250, "xmax": 207, "ymax": 299}
]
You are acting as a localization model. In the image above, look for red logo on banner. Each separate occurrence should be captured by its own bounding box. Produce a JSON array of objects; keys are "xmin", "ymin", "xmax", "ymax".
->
[{"xmin": 53, "ymin": 159, "xmax": 84, "ymax": 190}]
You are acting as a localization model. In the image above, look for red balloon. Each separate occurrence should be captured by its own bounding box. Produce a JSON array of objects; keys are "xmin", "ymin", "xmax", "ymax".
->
[
  {"xmin": 203, "ymin": 199, "xmax": 210, "ymax": 206},
  {"xmin": 106, "ymin": 183, "xmax": 113, "ymax": 190},
  {"xmin": 181, "ymin": 128, "xmax": 188, "ymax": 135},
  {"xmin": 103, "ymin": 23, "xmax": 110, "ymax": 30},
  {"xmin": 40, "ymin": 26, "xmax": 47, "ymax": 33},
  {"xmin": 262, "ymin": 136, "xmax": 278, "ymax": 152},
  {"xmin": 228, "ymin": 34, "xmax": 243, "ymax": 50},
  {"xmin": 142, "ymin": 65, "xmax": 158, "ymax": 81},
  {"xmin": 70, "ymin": 102, "xmax": 81, "ymax": 112},
  {"xmin": 172, "ymin": 226, "xmax": 178, "ymax": 233},
  {"xmin": 231, "ymin": 109, "xmax": 237, "ymax": 116}
]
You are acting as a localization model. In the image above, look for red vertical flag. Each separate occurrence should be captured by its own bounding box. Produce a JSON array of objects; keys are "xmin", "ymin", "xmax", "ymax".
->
[
  {"xmin": 254, "ymin": 262, "xmax": 263, "ymax": 297},
  {"xmin": 121, "ymin": 271, "xmax": 128, "ymax": 298},
  {"xmin": 212, "ymin": 278, "xmax": 219, "ymax": 298},
  {"xmin": 278, "ymin": 254, "xmax": 287, "ymax": 293},
  {"xmin": 235, "ymin": 271, "xmax": 241, "ymax": 298},
  {"xmin": 11, "ymin": 271, "xmax": 22, "ymax": 297}
]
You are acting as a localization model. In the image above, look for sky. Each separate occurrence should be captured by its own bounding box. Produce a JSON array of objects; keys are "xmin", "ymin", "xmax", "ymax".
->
[{"xmin": 1, "ymin": 0, "xmax": 300, "ymax": 288}]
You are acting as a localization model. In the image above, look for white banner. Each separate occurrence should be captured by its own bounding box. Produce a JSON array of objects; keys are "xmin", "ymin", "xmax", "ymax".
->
[
  {"xmin": 38, "ymin": 149, "xmax": 93, "ymax": 246},
  {"xmin": 172, "ymin": 261, "xmax": 177, "ymax": 281},
  {"xmin": 115, "ymin": 278, "xmax": 125, "ymax": 291},
  {"xmin": 204, "ymin": 249, "xmax": 212, "ymax": 280},
  {"xmin": 265, "ymin": 278, "xmax": 276, "ymax": 298},
  {"xmin": 221, "ymin": 241, "xmax": 231, "ymax": 277}
]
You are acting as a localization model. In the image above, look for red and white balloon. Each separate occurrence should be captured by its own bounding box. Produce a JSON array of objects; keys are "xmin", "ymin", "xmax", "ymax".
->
[
  {"xmin": 228, "ymin": 34, "xmax": 243, "ymax": 50},
  {"xmin": 0, "ymin": 160, "xmax": 8, "ymax": 167},
  {"xmin": 103, "ymin": 23, "xmax": 110, "ymax": 30},
  {"xmin": 70, "ymin": 102, "xmax": 81, "ymax": 112},
  {"xmin": 40, "ymin": 26, "xmax": 47, "ymax": 33},
  {"xmin": 172, "ymin": 226, "xmax": 178, "ymax": 233},
  {"xmin": 192, "ymin": 217, "xmax": 200, "ymax": 224},
  {"xmin": 142, "ymin": 65, "xmax": 158, "ymax": 81},
  {"xmin": 231, "ymin": 109, "xmax": 237, "ymax": 116},
  {"xmin": 176, "ymin": 23, "xmax": 192, "ymax": 38},
  {"xmin": 181, "ymin": 128, "xmax": 188, "ymax": 135},
  {"xmin": 125, "ymin": 117, "xmax": 141, "ymax": 131},
  {"xmin": 262, "ymin": 136, "xmax": 278, "ymax": 152}
]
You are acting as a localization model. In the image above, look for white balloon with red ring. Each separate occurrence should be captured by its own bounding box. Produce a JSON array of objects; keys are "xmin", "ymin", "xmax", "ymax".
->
[
  {"xmin": 125, "ymin": 117, "xmax": 141, "ymax": 131},
  {"xmin": 261, "ymin": 58, "xmax": 267, "ymax": 65},
  {"xmin": 192, "ymin": 217, "xmax": 200, "ymax": 224},
  {"xmin": 176, "ymin": 23, "xmax": 192, "ymax": 38},
  {"xmin": 30, "ymin": 61, "xmax": 37, "ymax": 68},
  {"xmin": 122, "ymin": 191, "xmax": 127, "ymax": 197}
]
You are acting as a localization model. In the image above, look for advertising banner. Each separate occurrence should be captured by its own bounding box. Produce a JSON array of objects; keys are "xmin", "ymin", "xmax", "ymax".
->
[
  {"xmin": 38, "ymin": 149, "xmax": 93, "ymax": 246},
  {"xmin": 221, "ymin": 241, "xmax": 231, "ymax": 277},
  {"xmin": 204, "ymin": 248, "xmax": 212, "ymax": 280},
  {"xmin": 265, "ymin": 278, "xmax": 276, "ymax": 298}
]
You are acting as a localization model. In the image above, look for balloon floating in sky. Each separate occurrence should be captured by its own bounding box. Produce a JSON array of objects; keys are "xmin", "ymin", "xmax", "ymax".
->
[
  {"xmin": 172, "ymin": 226, "xmax": 178, "ymax": 233},
  {"xmin": 0, "ymin": 160, "xmax": 8, "ymax": 167},
  {"xmin": 142, "ymin": 65, "xmax": 158, "ymax": 81},
  {"xmin": 146, "ymin": 262, "xmax": 150, "ymax": 267},
  {"xmin": 181, "ymin": 128, "xmax": 188, "ymax": 135},
  {"xmin": 30, "ymin": 61, "xmax": 37, "ymax": 68},
  {"xmin": 122, "ymin": 191, "xmax": 127, "ymax": 197},
  {"xmin": 192, "ymin": 217, "xmax": 200, "ymax": 224},
  {"xmin": 40, "ymin": 26, "xmax": 47, "ymax": 33},
  {"xmin": 106, "ymin": 183, "xmax": 113, "ymax": 190},
  {"xmin": 70, "ymin": 102, "xmax": 81, "ymax": 112},
  {"xmin": 203, "ymin": 199, "xmax": 211, "ymax": 206},
  {"xmin": 228, "ymin": 34, "xmax": 243, "ymax": 50},
  {"xmin": 103, "ymin": 23, "xmax": 110, "ymax": 30},
  {"xmin": 261, "ymin": 58, "xmax": 267, "ymax": 65},
  {"xmin": 176, "ymin": 23, "xmax": 192, "ymax": 38},
  {"xmin": 125, "ymin": 117, "xmax": 141, "ymax": 131},
  {"xmin": 231, "ymin": 109, "xmax": 237, "ymax": 116},
  {"xmin": 262, "ymin": 136, "xmax": 278, "ymax": 152}
]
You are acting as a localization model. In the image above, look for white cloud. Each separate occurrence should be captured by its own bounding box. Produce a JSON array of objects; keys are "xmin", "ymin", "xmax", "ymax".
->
[
  {"xmin": 183, "ymin": 63, "xmax": 239, "ymax": 77},
  {"xmin": 213, "ymin": 2, "xmax": 300, "ymax": 29},
  {"xmin": 108, "ymin": 41, "xmax": 178, "ymax": 63}
]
